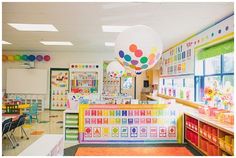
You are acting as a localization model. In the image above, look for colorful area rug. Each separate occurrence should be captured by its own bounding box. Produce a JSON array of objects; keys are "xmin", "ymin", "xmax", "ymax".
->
[
  {"xmin": 30, "ymin": 130, "xmax": 44, "ymax": 135},
  {"xmin": 23, "ymin": 124, "xmax": 32, "ymax": 128},
  {"xmin": 75, "ymin": 147, "xmax": 193, "ymax": 156}
]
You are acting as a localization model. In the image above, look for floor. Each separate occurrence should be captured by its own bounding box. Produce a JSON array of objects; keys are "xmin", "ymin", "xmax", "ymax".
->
[
  {"xmin": 2, "ymin": 110, "xmax": 77, "ymax": 156},
  {"xmin": 2, "ymin": 110, "xmax": 201, "ymax": 156}
]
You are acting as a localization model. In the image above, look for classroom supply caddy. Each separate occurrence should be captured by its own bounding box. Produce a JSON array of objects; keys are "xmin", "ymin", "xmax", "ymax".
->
[{"xmin": 69, "ymin": 63, "xmax": 101, "ymax": 94}]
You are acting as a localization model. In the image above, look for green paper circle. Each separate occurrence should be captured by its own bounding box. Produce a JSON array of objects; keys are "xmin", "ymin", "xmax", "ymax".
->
[
  {"xmin": 140, "ymin": 56, "xmax": 148, "ymax": 63},
  {"xmin": 14, "ymin": 55, "xmax": 21, "ymax": 61}
]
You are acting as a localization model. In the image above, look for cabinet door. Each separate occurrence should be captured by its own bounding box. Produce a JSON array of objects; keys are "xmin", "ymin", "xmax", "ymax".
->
[{"xmin": 50, "ymin": 68, "xmax": 69, "ymax": 110}]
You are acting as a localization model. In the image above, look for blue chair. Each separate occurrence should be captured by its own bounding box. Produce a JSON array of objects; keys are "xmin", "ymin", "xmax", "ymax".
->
[
  {"xmin": 24, "ymin": 102, "xmax": 39, "ymax": 124},
  {"xmin": 2, "ymin": 118, "xmax": 15, "ymax": 149}
]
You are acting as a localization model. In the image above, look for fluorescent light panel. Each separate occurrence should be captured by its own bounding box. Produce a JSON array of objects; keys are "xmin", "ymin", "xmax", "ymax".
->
[
  {"xmin": 8, "ymin": 23, "xmax": 58, "ymax": 32},
  {"xmin": 102, "ymin": 25, "xmax": 130, "ymax": 32},
  {"xmin": 2, "ymin": 40, "xmax": 12, "ymax": 45},
  {"xmin": 105, "ymin": 42, "xmax": 115, "ymax": 47},
  {"xmin": 40, "ymin": 41, "xmax": 73, "ymax": 46}
]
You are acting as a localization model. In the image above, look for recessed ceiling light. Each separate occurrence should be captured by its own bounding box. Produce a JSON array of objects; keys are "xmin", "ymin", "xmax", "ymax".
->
[
  {"xmin": 102, "ymin": 25, "xmax": 130, "ymax": 32},
  {"xmin": 105, "ymin": 42, "xmax": 115, "ymax": 47},
  {"xmin": 40, "ymin": 41, "xmax": 73, "ymax": 46},
  {"xmin": 8, "ymin": 23, "xmax": 58, "ymax": 32},
  {"xmin": 2, "ymin": 40, "xmax": 12, "ymax": 45}
]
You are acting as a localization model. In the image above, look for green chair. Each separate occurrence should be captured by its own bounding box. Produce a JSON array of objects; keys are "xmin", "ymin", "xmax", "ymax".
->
[{"xmin": 24, "ymin": 102, "xmax": 39, "ymax": 124}]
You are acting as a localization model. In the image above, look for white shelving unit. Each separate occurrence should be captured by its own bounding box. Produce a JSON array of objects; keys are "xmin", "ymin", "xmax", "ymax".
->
[
  {"xmin": 6, "ymin": 94, "xmax": 45, "ymax": 111},
  {"xmin": 63, "ymin": 110, "xmax": 79, "ymax": 143}
]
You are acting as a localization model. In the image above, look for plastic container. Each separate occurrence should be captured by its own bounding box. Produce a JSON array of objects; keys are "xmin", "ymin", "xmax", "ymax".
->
[
  {"xmin": 207, "ymin": 126, "xmax": 212, "ymax": 140},
  {"xmin": 194, "ymin": 119, "xmax": 198, "ymax": 131},
  {"xmin": 225, "ymin": 142, "xmax": 233, "ymax": 155},
  {"xmin": 219, "ymin": 137, "xmax": 225, "ymax": 150},
  {"xmin": 212, "ymin": 128, "xmax": 217, "ymax": 144},
  {"xmin": 207, "ymin": 142, "xmax": 213, "ymax": 155},
  {"xmin": 203, "ymin": 125, "xmax": 208, "ymax": 137}
]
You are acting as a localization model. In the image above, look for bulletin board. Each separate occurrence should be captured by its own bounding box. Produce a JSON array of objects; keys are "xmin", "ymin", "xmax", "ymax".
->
[
  {"xmin": 6, "ymin": 69, "xmax": 48, "ymax": 94},
  {"xmin": 79, "ymin": 104, "xmax": 179, "ymax": 144},
  {"xmin": 160, "ymin": 42, "xmax": 194, "ymax": 76}
]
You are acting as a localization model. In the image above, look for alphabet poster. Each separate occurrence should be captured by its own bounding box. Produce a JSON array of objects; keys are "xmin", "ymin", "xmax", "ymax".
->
[{"xmin": 79, "ymin": 104, "xmax": 178, "ymax": 144}]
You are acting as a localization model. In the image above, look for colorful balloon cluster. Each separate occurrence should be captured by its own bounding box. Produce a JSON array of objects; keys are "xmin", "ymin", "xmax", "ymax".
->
[
  {"xmin": 2, "ymin": 54, "xmax": 51, "ymax": 62},
  {"xmin": 115, "ymin": 25, "xmax": 163, "ymax": 75}
]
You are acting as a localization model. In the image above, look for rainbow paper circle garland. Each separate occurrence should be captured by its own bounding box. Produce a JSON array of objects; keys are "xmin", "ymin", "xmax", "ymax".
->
[
  {"xmin": 2, "ymin": 54, "xmax": 51, "ymax": 62},
  {"xmin": 115, "ymin": 25, "xmax": 163, "ymax": 74}
]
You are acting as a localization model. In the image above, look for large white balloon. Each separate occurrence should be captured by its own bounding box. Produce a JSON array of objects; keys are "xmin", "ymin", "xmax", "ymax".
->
[
  {"xmin": 106, "ymin": 61, "xmax": 125, "ymax": 78},
  {"xmin": 115, "ymin": 25, "xmax": 163, "ymax": 74}
]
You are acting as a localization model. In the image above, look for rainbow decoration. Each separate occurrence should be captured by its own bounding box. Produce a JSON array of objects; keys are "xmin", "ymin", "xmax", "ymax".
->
[
  {"xmin": 79, "ymin": 104, "xmax": 178, "ymax": 144},
  {"xmin": 2, "ymin": 54, "xmax": 51, "ymax": 62}
]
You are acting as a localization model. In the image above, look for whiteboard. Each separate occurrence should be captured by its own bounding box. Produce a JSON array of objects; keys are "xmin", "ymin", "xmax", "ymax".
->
[{"xmin": 6, "ymin": 69, "xmax": 48, "ymax": 94}]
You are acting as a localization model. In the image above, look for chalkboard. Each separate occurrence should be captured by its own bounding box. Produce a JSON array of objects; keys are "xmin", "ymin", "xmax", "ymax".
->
[{"xmin": 6, "ymin": 69, "xmax": 48, "ymax": 94}]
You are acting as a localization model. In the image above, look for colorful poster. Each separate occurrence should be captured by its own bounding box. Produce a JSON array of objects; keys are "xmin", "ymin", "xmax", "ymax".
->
[
  {"xmin": 121, "ymin": 127, "xmax": 128, "ymax": 137},
  {"xmin": 50, "ymin": 68, "xmax": 69, "ymax": 110},
  {"xmin": 79, "ymin": 104, "xmax": 178, "ymax": 144}
]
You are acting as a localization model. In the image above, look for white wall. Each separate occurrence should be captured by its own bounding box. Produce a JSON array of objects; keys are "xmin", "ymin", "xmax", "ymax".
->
[{"xmin": 2, "ymin": 51, "xmax": 147, "ymax": 108}]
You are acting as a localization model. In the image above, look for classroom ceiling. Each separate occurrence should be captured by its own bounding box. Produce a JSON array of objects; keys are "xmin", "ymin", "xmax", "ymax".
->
[{"xmin": 2, "ymin": 2, "xmax": 234, "ymax": 54}]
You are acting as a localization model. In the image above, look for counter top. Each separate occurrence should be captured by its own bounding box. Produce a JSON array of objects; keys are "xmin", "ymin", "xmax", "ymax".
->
[
  {"xmin": 184, "ymin": 108, "xmax": 234, "ymax": 135},
  {"xmin": 149, "ymin": 95, "xmax": 234, "ymax": 135}
]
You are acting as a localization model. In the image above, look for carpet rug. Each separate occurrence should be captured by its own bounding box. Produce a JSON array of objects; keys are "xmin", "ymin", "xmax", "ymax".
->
[
  {"xmin": 75, "ymin": 147, "xmax": 193, "ymax": 156},
  {"xmin": 30, "ymin": 130, "xmax": 44, "ymax": 135}
]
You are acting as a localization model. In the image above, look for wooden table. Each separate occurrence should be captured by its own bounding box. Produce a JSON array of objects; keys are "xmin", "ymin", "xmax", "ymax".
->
[{"xmin": 2, "ymin": 104, "xmax": 31, "ymax": 114}]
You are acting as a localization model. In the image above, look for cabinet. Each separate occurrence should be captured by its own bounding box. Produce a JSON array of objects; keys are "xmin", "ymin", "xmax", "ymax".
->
[
  {"xmin": 6, "ymin": 94, "xmax": 45, "ymax": 111},
  {"xmin": 64, "ymin": 110, "xmax": 79, "ymax": 143},
  {"xmin": 185, "ymin": 114, "xmax": 234, "ymax": 156}
]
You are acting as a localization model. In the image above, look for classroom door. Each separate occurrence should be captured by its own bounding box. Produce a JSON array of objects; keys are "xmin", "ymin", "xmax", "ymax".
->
[{"xmin": 50, "ymin": 68, "xmax": 69, "ymax": 110}]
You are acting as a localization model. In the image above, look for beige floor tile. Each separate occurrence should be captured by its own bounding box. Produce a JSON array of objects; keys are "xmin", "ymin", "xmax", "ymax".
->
[{"xmin": 2, "ymin": 110, "xmax": 74, "ymax": 156}]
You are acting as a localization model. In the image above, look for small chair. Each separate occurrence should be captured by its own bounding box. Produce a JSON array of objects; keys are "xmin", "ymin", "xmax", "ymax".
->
[
  {"xmin": 24, "ymin": 102, "xmax": 39, "ymax": 124},
  {"xmin": 2, "ymin": 118, "xmax": 16, "ymax": 149},
  {"xmin": 10, "ymin": 114, "xmax": 29, "ymax": 146}
]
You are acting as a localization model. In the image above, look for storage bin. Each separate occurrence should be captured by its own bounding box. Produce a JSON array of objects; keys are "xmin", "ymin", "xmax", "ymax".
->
[
  {"xmin": 199, "ymin": 127, "xmax": 203, "ymax": 135},
  {"xmin": 206, "ymin": 142, "xmax": 211, "ymax": 155},
  {"xmin": 203, "ymin": 125, "xmax": 208, "ymax": 137},
  {"xmin": 213, "ymin": 145, "xmax": 218, "ymax": 156},
  {"xmin": 207, "ymin": 126, "xmax": 212, "ymax": 140},
  {"xmin": 225, "ymin": 142, "xmax": 233, "ymax": 155},
  {"xmin": 219, "ymin": 137, "xmax": 225, "ymax": 150},
  {"xmin": 194, "ymin": 119, "xmax": 198, "ymax": 131}
]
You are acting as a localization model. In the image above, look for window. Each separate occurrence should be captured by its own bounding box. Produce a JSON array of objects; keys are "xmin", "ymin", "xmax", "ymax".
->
[
  {"xmin": 223, "ymin": 53, "xmax": 234, "ymax": 73},
  {"xmin": 195, "ymin": 51, "xmax": 234, "ymax": 101},
  {"xmin": 223, "ymin": 75, "xmax": 234, "ymax": 87},
  {"xmin": 205, "ymin": 55, "xmax": 221, "ymax": 75},
  {"xmin": 204, "ymin": 76, "xmax": 221, "ymax": 88}
]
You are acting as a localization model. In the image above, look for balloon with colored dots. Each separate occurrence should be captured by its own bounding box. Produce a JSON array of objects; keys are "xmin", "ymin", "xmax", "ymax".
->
[
  {"xmin": 115, "ymin": 25, "xmax": 163, "ymax": 74},
  {"xmin": 106, "ymin": 60, "xmax": 125, "ymax": 79}
]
